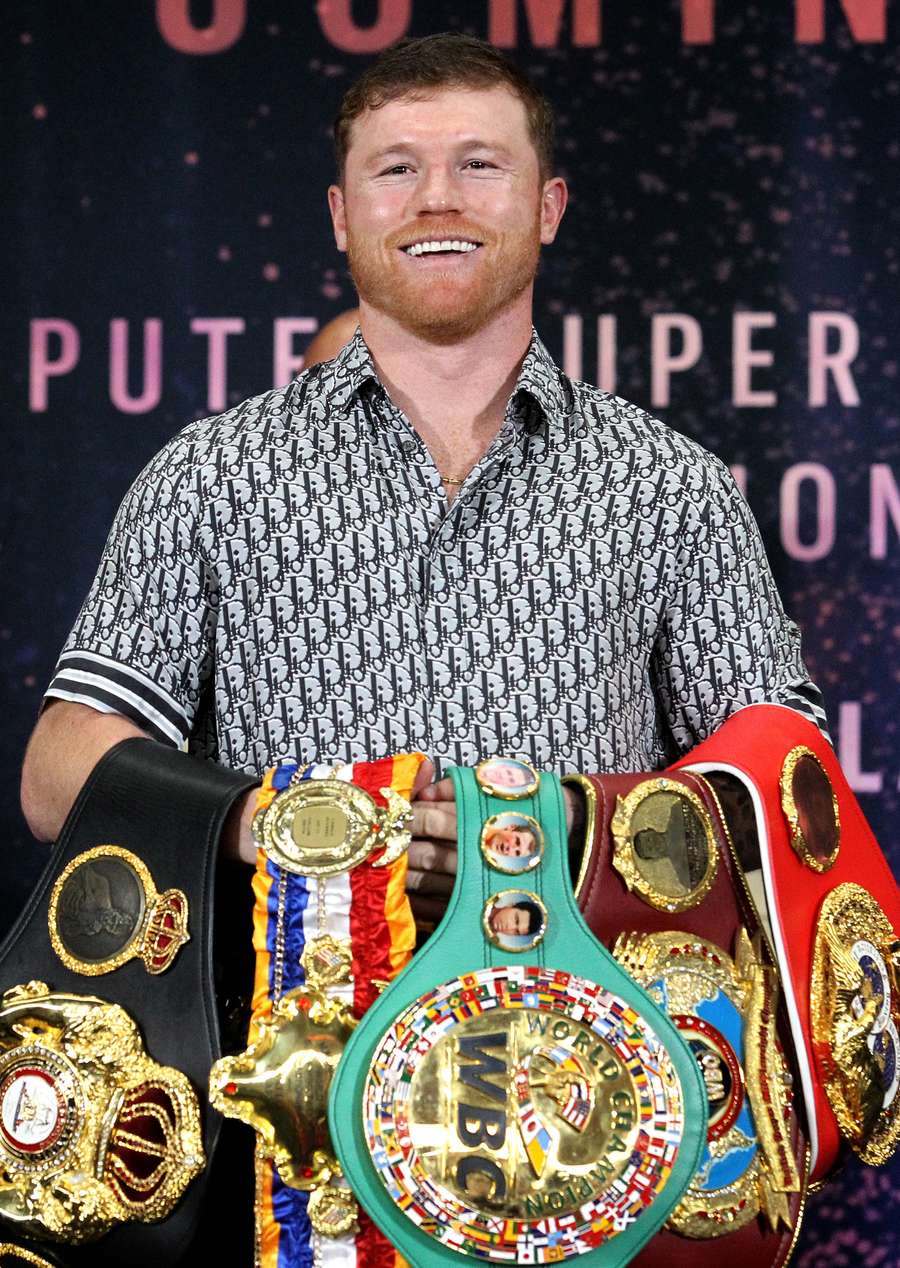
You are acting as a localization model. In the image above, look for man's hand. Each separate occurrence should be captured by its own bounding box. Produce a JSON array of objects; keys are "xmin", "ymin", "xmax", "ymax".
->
[
  {"xmin": 408, "ymin": 762, "xmax": 458, "ymax": 930},
  {"xmin": 406, "ymin": 761, "xmax": 580, "ymax": 932}
]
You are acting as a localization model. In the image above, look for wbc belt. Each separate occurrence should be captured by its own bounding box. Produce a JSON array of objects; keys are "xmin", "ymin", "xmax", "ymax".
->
[
  {"xmin": 0, "ymin": 738, "xmax": 257, "ymax": 1266},
  {"xmin": 209, "ymin": 753, "xmax": 423, "ymax": 1268},
  {"xmin": 569, "ymin": 767, "xmax": 807, "ymax": 1268},
  {"xmin": 674, "ymin": 702, "xmax": 900, "ymax": 1183},
  {"xmin": 329, "ymin": 758, "xmax": 707, "ymax": 1268}
]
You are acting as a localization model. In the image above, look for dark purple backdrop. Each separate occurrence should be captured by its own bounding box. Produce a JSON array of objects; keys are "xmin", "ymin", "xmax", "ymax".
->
[{"xmin": 4, "ymin": 3, "xmax": 900, "ymax": 1262}]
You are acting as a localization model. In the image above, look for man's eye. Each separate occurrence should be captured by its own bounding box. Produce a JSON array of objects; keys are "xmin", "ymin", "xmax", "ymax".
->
[
  {"xmin": 381, "ymin": 164, "xmax": 411, "ymax": 176},
  {"xmin": 465, "ymin": 159, "xmax": 493, "ymax": 170}
]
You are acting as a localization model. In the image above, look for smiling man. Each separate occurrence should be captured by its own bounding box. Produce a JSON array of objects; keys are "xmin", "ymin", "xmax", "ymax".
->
[{"xmin": 22, "ymin": 33, "xmax": 826, "ymax": 924}]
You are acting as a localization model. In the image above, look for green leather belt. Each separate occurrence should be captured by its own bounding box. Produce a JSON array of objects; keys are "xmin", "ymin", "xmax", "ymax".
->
[{"xmin": 330, "ymin": 761, "xmax": 707, "ymax": 1266}]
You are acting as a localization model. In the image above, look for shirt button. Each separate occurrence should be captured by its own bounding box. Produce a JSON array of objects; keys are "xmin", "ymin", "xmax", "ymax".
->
[{"xmin": 401, "ymin": 441, "xmax": 418, "ymax": 458}]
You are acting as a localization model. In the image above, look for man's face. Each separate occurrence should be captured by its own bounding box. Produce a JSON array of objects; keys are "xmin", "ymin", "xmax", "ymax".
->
[
  {"xmin": 480, "ymin": 761, "xmax": 529, "ymax": 788},
  {"xmin": 329, "ymin": 86, "xmax": 566, "ymax": 342},
  {"xmin": 490, "ymin": 904, "xmax": 532, "ymax": 936},
  {"xmin": 488, "ymin": 828, "xmax": 534, "ymax": 857}
]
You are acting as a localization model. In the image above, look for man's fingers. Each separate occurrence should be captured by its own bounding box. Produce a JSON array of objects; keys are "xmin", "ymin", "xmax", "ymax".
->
[
  {"xmin": 409, "ymin": 801, "xmax": 457, "ymax": 841},
  {"xmin": 405, "ymin": 867, "xmax": 455, "ymax": 897},
  {"xmin": 411, "ymin": 756, "xmax": 435, "ymax": 799},
  {"xmin": 407, "ymin": 838, "xmax": 458, "ymax": 877},
  {"xmin": 415, "ymin": 777, "xmax": 455, "ymax": 803}
]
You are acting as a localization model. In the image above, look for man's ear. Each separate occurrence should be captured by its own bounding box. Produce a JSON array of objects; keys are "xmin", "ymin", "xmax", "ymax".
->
[
  {"xmin": 539, "ymin": 176, "xmax": 568, "ymax": 246},
  {"xmin": 328, "ymin": 184, "xmax": 348, "ymax": 252}
]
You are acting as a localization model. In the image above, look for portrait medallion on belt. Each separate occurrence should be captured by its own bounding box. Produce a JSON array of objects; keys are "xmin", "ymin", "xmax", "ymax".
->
[
  {"xmin": 611, "ymin": 777, "xmax": 718, "ymax": 912},
  {"xmin": 48, "ymin": 845, "xmax": 189, "ymax": 976},
  {"xmin": 363, "ymin": 965, "xmax": 685, "ymax": 1261},
  {"xmin": 780, "ymin": 746, "xmax": 841, "ymax": 873},
  {"xmin": 810, "ymin": 882, "xmax": 900, "ymax": 1163}
]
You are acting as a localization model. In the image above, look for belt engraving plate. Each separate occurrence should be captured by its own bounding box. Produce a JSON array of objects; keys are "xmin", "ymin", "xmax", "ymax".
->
[
  {"xmin": 363, "ymin": 965, "xmax": 685, "ymax": 1261},
  {"xmin": 611, "ymin": 779, "xmax": 718, "ymax": 913},
  {"xmin": 252, "ymin": 779, "xmax": 412, "ymax": 876},
  {"xmin": 780, "ymin": 746, "xmax": 841, "ymax": 873}
]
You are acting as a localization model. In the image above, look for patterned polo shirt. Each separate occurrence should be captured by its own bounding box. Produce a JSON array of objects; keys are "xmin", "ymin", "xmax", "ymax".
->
[{"xmin": 45, "ymin": 329, "xmax": 827, "ymax": 778}]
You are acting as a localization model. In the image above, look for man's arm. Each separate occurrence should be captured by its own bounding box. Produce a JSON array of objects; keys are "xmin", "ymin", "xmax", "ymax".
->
[
  {"xmin": 21, "ymin": 699, "xmax": 257, "ymax": 861},
  {"xmin": 21, "ymin": 700, "xmax": 147, "ymax": 842}
]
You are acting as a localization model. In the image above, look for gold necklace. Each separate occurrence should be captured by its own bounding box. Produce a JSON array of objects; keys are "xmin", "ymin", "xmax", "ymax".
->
[{"xmin": 440, "ymin": 474, "xmax": 465, "ymax": 485}]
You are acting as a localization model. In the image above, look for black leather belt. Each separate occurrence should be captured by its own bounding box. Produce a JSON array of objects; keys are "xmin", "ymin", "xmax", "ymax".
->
[{"xmin": 0, "ymin": 739, "xmax": 257, "ymax": 1266}]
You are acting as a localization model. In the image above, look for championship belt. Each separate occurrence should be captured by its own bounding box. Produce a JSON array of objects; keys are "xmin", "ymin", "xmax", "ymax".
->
[
  {"xmin": 569, "ymin": 768, "xmax": 807, "ymax": 1268},
  {"xmin": 674, "ymin": 702, "xmax": 900, "ymax": 1182},
  {"xmin": 209, "ymin": 753, "xmax": 423, "ymax": 1268},
  {"xmin": 329, "ymin": 758, "xmax": 707, "ymax": 1267},
  {"xmin": 0, "ymin": 738, "xmax": 257, "ymax": 1265}
]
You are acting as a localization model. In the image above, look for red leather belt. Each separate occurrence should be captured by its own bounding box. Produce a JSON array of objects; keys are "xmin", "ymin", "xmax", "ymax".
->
[{"xmin": 674, "ymin": 702, "xmax": 900, "ymax": 1183}]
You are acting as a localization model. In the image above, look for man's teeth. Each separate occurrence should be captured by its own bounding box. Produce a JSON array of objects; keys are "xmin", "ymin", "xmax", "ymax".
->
[{"xmin": 404, "ymin": 240, "xmax": 479, "ymax": 256}]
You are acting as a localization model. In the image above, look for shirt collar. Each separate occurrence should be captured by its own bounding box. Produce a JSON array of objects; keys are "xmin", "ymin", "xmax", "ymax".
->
[
  {"xmin": 317, "ymin": 325, "xmax": 571, "ymax": 425},
  {"xmin": 315, "ymin": 326, "xmax": 380, "ymax": 411}
]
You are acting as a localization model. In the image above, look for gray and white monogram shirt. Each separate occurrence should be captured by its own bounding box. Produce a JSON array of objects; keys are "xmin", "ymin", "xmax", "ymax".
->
[{"xmin": 46, "ymin": 329, "xmax": 827, "ymax": 777}]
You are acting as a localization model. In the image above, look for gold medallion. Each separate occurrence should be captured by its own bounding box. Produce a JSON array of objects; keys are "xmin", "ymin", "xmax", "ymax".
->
[
  {"xmin": 480, "ymin": 813, "xmax": 544, "ymax": 874},
  {"xmin": 251, "ymin": 778, "xmax": 412, "ymax": 876},
  {"xmin": 474, "ymin": 756, "xmax": 540, "ymax": 800},
  {"xmin": 810, "ymin": 883, "xmax": 900, "ymax": 1163},
  {"xmin": 611, "ymin": 777, "xmax": 718, "ymax": 912},
  {"xmin": 780, "ymin": 746, "xmax": 840, "ymax": 872},
  {"xmin": 0, "ymin": 982, "xmax": 204, "ymax": 1244},
  {"xmin": 48, "ymin": 846, "xmax": 189, "ymax": 976},
  {"xmin": 300, "ymin": 934, "xmax": 353, "ymax": 989},
  {"xmin": 307, "ymin": 1182, "xmax": 359, "ymax": 1237},
  {"xmin": 363, "ymin": 966, "xmax": 685, "ymax": 1260},
  {"xmin": 614, "ymin": 930, "xmax": 799, "ymax": 1237},
  {"xmin": 209, "ymin": 985, "xmax": 356, "ymax": 1193}
]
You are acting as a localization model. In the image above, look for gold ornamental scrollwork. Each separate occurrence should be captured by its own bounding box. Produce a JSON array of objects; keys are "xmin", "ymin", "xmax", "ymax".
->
[
  {"xmin": 614, "ymin": 928, "xmax": 800, "ymax": 1237},
  {"xmin": 209, "ymin": 942, "xmax": 359, "ymax": 1237},
  {"xmin": 611, "ymin": 777, "xmax": 718, "ymax": 913},
  {"xmin": 811, "ymin": 883, "xmax": 900, "ymax": 1163},
  {"xmin": 0, "ymin": 982, "xmax": 204, "ymax": 1244}
]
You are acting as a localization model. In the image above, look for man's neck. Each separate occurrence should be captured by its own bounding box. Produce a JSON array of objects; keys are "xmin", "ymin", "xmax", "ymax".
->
[{"xmin": 358, "ymin": 298, "xmax": 534, "ymax": 485}]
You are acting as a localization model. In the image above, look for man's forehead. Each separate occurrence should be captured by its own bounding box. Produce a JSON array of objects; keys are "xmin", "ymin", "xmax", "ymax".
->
[{"xmin": 347, "ymin": 84, "xmax": 531, "ymax": 153}]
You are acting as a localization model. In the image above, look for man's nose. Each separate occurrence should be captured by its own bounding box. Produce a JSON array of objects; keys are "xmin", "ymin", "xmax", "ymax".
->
[{"xmin": 414, "ymin": 163, "xmax": 463, "ymax": 214}]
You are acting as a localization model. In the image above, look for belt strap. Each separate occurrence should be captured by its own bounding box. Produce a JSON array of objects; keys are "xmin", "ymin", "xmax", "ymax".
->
[
  {"xmin": 0, "ymin": 738, "xmax": 257, "ymax": 1266},
  {"xmin": 330, "ymin": 761, "xmax": 707, "ymax": 1267}
]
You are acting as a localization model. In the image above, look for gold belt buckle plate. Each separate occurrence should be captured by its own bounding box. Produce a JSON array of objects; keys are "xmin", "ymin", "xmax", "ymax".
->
[
  {"xmin": 811, "ymin": 882, "xmax": 900, "ymax": 1163},
  {"xmin": 0, "ymin": 982, "xmax": 204, "ymax": 1244},
  {"xmin": 363, "ymin": 965, "xmax": 686, "ymax": 1260}
]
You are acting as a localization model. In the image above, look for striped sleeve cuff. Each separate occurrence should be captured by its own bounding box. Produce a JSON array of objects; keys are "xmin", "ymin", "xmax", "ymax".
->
[
  {"xmin": 780, "ymin": 682, "xmax": 833, "ymax": 746},
  {"xmin": 45, "ymin": 651, "xmax": 189, "ymax": 747}
]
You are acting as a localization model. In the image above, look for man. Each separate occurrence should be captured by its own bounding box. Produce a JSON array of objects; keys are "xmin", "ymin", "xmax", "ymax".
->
[
  {"xmin": 484, "ymin": 825, "xmax": 537, "ymax": 859},
  {"xmin": 487, "ymin": 897, "xmax": 544, "ymax": 939},
  {"xmin": 20, "ymin": 33, "xmax": 826, "ymax": 922}
]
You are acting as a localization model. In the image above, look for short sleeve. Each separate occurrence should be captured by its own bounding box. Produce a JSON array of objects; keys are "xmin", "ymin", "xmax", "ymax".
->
[
  {"xmin": 651, "ymin": 457, "xmax": 830, "ymax": 754},
  {"xmin": 45, "ymin": 437, "xmax": 215, "ymax": 746}
]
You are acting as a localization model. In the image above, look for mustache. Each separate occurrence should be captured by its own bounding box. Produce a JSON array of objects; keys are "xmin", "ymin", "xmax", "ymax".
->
[{"xmin": 383, "ymin": 221, "xmax": 492, "ymax": 250}]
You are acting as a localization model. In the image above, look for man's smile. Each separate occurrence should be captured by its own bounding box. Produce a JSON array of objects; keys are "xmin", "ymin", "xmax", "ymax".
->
[{"xmin": 400, "ymin": 238, "xmax": 482, "ymax": 257}]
